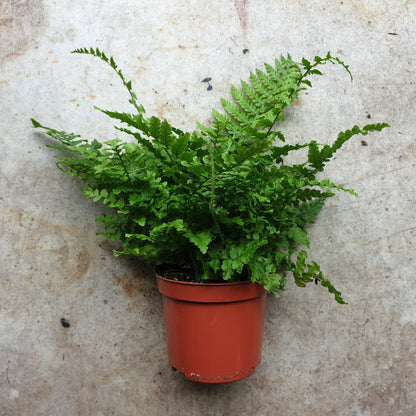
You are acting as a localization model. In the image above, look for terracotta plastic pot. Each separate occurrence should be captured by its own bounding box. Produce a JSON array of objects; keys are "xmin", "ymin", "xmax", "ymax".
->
[{"xmin": 156, "ymin": 276, "xmax": 267, "ymax": 383}]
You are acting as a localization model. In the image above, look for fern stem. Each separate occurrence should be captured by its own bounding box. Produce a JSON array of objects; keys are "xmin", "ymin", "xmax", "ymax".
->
[
  {"xmin": 208, "ymin": 143, "xmax": 226, "ymax": 244},
  {"xmin": 114, "ymin": 147, "xmax": 132, "ymax": 185}
]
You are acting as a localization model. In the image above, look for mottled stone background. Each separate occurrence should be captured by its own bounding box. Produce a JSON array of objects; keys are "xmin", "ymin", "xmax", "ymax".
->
[{"xmin": 1, "ymin": 1, "xmax": 415, "ymax": 415}]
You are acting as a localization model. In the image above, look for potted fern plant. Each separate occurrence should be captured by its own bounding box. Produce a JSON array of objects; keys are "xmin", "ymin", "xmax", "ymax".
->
[{"xmin": 32, "ymin": 48, "xmax": 388, "ymax": 383}]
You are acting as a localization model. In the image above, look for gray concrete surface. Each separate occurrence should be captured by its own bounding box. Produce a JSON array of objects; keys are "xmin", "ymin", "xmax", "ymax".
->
[{"xmin": 1, "ymin": 0, "xmax": 415, "ymax": 415}]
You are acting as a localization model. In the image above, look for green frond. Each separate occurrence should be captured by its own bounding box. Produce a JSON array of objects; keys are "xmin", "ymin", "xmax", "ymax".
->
[
  {"xmin": 72, "ymin": 47, "xmax": 145, "ymax": 114},
  {"xmin": 240, "ymin": 80, "xmax": 262, "ymax": 107},
  {"xmin": 221, "ymin": 97, "xmax": 252, "ymax": 127},
  {"xmin": 308, "ymin": 123, "xmax": 390, "ymax": 171},
  {"xmin": 158, "ymin": 119, "xmax": 174, "ymax": 147},
  {"xmin": 255, "ymin": 68, "xmax": 277, "ymax": 95},
  {"xmin": 249, "ymin": 71, "xmax": 272, "ymax": 100},
  {"xmin": 212, "ymin": 54, "xmax": 304, "ymax": 140},
  {"xmin": 230, "ymin": 85, "xmax": 257, "ymax": 116},
  {"xmin": 264, "ymin": 62, "xmax": 280, "ymax": 83}
]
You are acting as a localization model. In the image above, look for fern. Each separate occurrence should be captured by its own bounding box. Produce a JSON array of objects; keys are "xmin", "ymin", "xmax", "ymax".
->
[
  {"xmin": 71, "ymin": 47, "xmax": 145, "ymax": 115},
  {"xmin": 308, "ymin": 124, "xmax": 389, "ymax": 171},
  {"xmin": 32, "ymin": 49, "xmax": 389, "ymax": 304}
]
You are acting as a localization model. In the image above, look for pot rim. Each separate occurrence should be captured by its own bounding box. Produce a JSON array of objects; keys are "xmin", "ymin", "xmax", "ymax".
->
[{"xmin": 156, "ymin": 275, "xmax": 266, "ymax": 303}]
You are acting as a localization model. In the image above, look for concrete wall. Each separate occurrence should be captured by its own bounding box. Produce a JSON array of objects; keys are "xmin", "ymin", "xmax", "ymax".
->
[{"xmin": 1, "ymin": 1, "xmax": 415, "ymax": 414}]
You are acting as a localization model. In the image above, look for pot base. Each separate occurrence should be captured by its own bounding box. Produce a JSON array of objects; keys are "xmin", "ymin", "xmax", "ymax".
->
[{"xmin": 175, "ymin": 365, "xmax": 257, "ymax": 384}]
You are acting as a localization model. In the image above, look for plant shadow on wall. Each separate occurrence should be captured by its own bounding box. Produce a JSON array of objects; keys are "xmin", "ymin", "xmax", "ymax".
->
[{"xmin": 32, "ymin": 48, "xmax": 388, "ymax": 383}]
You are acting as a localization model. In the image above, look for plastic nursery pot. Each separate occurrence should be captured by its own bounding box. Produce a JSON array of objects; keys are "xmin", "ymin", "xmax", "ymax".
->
[{"xmin": 156, "ymin": 276, "xmax": 267, "ymax": 383}]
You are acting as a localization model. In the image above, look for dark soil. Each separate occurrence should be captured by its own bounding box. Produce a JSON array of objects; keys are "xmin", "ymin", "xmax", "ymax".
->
[
  {"xmin": 155, "ymin": 264, "xmax": 195, "ymax": 282},
  {"xmin": 155, "ymin": 263, "xmax": 249, "ymax": 283}
]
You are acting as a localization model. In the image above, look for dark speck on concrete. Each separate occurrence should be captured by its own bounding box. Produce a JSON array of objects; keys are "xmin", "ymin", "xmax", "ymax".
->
[{"xmin": 61, "ymin": 318, "xmax": 70, "ymax": 328}]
